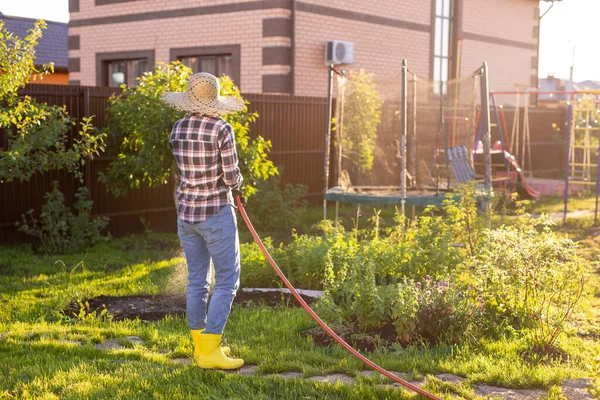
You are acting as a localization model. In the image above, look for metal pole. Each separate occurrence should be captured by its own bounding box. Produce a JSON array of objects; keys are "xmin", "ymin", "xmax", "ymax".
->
[
  {"xmin": 491, "ymin": 93, "xmax": 512, "ymax": 194},
  {"xmin": 335, "ymin": 72, "xmax": 346, "ymax": 224},
  {"xmin": 595, "ymin": 124, "xmax": 600, "ymax": 225},
  {"xmin": 401, "ymin": 59, "xmax": 408, "ymax": 217},
  {"xmin": 480, "ymin": 62, "xmax": 492, "ymax": 217},
  {"xmin": 563, "ymin": 103, "xmax": 573, "ymax": 226},
  {"xmin": 411, "ymin": 73, "xmax": 417, "ymax": 188},
  {"xmin": 323, "ymin": 64, "xmax": 334, "ymax": 220}
]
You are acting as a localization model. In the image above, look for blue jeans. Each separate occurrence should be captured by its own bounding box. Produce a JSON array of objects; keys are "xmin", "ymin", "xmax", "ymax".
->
[{"xmin": 177, "ymin": 205, "xmax": 240, "ymax": 334}]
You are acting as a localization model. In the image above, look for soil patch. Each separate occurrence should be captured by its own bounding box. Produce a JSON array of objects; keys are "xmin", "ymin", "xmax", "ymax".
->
[
  {"xmin": 64, "ymin": 291, "xmax": 317, "ymax": 322},
  {"xmin": 301, "ymin": 322, "xmax": 398, "ymax": 352}
]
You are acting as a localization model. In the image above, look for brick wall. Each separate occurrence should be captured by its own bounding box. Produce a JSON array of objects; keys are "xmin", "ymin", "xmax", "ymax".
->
[
  {"xmin": 69, "ymin": 8, "xmax": 290, "ymax": 92},
  {"xmin": 294, "ymin": 1, "xmax": 431, "ymax": 97},
  {"xmin": 460, "ymin": 0, "xmax": 539, "ymax": 92},
  {"xmin": 68, "ymin": 0, "xmax": 540, "ymax": 96}
]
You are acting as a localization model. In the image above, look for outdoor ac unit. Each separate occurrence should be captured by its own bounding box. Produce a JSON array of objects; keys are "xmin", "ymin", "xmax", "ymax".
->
[{"xmin": 325, "ymin": 40, "xmax": 354, "ymax": 65}]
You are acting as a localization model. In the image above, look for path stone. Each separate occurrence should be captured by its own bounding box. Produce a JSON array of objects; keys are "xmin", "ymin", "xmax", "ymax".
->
[
  {"xmin": 376, "ymin": 381, "xmax": 423, "ymax": 391},
  {"xmin": 95, "ymin": 340, "xmax": 125, "ymax": 351},
  {"xmin": 125, "ymin": 336, "xmax": 145, "ymax": 346},
  {"xmin": 435, "ymin": 373, "xmax": 466, "ymax": 384},
  {"xmin": 264, "ymin": 372, "xmax": 304, "ymax": 380},
  {"xmin": 358, "ymin": 370, "xmax": 378, "ymax": 378},
  {"xmin": 171, "ymin": 358, "xmax": 192, "ymax": 365},
  {"xmin": 475, "ymin": 384, "xmax": 545, "ymax": 400},
  {"xmin": 225, "ymin": 365, "xmax": 259, "ymax": 376},
  {"xmin": 562, "ymin": 379, "xmax": 593, "ymax": 400},
  {"xmin": 309, "ymin": 374, "xmax": 355, "ymax": 385}
]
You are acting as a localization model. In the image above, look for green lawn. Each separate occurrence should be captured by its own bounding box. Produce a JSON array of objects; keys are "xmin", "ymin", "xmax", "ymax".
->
[{"xmin": 0, "ymin": 229, "xmax": 598, "ymax": 399}]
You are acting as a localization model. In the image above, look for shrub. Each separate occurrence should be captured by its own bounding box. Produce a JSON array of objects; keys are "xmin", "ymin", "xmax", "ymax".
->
[
  {"xmin": 341, "ymin": 69, "xmax": 382, "ymax": 178},
  {"xmin": 244, "ymin": 172, "xmax": 308, "ymax": 233},
  {"xmin": 240, "ymin": 240, "xmax": 281, "ymax": 288},
  {"xmin": 469, "ymin": 215, "xmax": 592, "ymax": 350},
  {"xmin": 392, "ymin": 275, "xmax": 484, "ymax": 345},
  {"xmin": 100, "ymin": 62, "xmax": 277, "ymax": 198},
  {"xmin": 16, "ymin": 182, "xmax": 109, "ymax": 254}
]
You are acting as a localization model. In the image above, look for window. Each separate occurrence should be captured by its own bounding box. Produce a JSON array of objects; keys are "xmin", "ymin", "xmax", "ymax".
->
[
  {"xmin": 106, "ymin": 59, "xmax": 149, "ymax": 87},
  {"xmin": 180, "ymin": 54, "xmax": 233, "ymax": 78},
  {"xmin": 95, "ymin": 50, "xmax": 155, "ymax": 87},
  {"xmin": 170, "ymin": 45, "xmax": 241, "ymax": 87},
  {"xmin": 433, "ymin": 0, "xmax": 453, "ymax": 95}
]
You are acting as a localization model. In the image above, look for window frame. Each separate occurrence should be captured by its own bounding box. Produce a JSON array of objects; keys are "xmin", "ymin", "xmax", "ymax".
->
[
  {"xmin": 170, "ymin": 45, "xmax": 241, "ymax": 89},
  {"xmin": 96, "ymin": 50, "xmax": 155, "ymax": 87},
  {"xmin": 431, "ymin": 0, "xmax": 454, "ymax": 95}
]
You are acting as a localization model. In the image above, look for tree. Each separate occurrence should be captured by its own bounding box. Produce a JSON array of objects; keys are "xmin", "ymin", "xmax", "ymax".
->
[
  {"xmin": 0, "ymin": 20, "xmax": 108, "ymax": 254},
  {"xmin": 99, "ymin": 61, "xmax": 278, "ymax": 198},
  {"xmin": 0, "ymin": 20, "xmax": 105, "ymax": 183},
  {"xmin": 341, "ymin": 69, "xmax": 382, "ymax": 178}
]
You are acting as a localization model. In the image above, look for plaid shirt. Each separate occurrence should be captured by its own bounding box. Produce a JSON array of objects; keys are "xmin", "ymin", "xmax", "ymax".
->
[{"xmin": 169, "ymin": 115, "xmax": 243, "ymax": 223}]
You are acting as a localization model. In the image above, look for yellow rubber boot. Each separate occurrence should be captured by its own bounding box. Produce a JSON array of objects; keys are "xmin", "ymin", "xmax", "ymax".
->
[
  {"xmin": 191, "ymin": 331, "xmax": 244, "ymax": 370},
  {"xmin": 197, "ymin": 329, "xmax": 231, "ymax": 355}
]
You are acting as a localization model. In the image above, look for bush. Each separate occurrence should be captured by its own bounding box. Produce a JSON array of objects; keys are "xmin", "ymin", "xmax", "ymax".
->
[
  {"xmin": 392, "ymin": 275, "xmax": 484, "ymax": 345},
  {"xmin": 469, "ymin": 214, "xmax": 592, "ymax": 350},
  {"xmin": 244, "ymin": 172, "xmax": 308, "ymax": 233},
  {"xmin": 240, "ymin": 239, "xmax": 281, "ymax": 288},
  {"xmin": 16, "ymin": 182, "xmax": 109, "ymax": 254},
  {"xmin": 100, "ymin": 62, "xmax": 277, "ymax": 198}
]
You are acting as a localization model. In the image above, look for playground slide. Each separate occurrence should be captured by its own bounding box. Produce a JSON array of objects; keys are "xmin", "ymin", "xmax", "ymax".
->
[
  {"xmin": 475, "ymin": 143, "xmax": 540, "ymax": 200},
  {"xmin": 503, "ymin": 151, "xmax": 541, "ymax": 200}
]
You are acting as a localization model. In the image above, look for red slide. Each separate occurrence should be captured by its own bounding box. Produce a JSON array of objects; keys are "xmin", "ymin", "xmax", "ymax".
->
[{"xmin": 504, "ymin": 152, "xmax": 540, "ymax": 200}]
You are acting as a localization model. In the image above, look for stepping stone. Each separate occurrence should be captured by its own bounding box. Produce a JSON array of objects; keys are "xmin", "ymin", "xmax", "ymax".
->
[
  {"xmin": 389, "ymin": 371, "xmax": 416, "ymax": 382},
  {"xmin": 358, "ymin": 370, "xmax": 378, "ymax": 378},
  {"xmin": 224, "ymin": 365, "xmax": 259, "ymax": 376},
  {"xmin": 435, "ymin": 373, "xmax": 466, "ymax": 384},
  {"xmin": 125, "ymin": 336, "xmax": 145, "ymax": 346},
  {"xmin": 561, "ymin": 379, "xmax": 593, "ymax": 400},
  {"xmin": 95, "ymin": 340, "xmax": 125, "ymax": 350},
  {"xmin": 309, "ymin": 374, "xmax": 355, "ymax": 385},
  {"xmin": 376, "ymin": 381, "xmax": 423, "ymax": 391},
  {"xmin": 171, "ymin": 358, "xmax": 192, "ymax": 365},
  {"xmin": 475, "ymin": 384, "xmax": 545, "ymax": 400},
  {"xmin": 264, "ymin": 372, "xmax": 304, "ymax": 380}
]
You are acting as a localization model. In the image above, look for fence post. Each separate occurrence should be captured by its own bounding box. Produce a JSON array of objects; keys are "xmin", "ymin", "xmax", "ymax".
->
[{"xmin": 82, "ymin": 86, "xmax": 92, "ymax": 200}]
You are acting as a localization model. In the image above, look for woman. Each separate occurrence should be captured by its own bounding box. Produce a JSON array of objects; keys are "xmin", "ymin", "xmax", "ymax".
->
[{"xmin": 161, "ymin": 72, "xmax": 245, "ymax": 369}]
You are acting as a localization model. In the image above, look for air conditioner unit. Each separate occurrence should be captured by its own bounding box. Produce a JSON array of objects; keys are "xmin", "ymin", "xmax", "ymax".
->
[{"xmin": 325, "ymin": 40, "xmax": 354, "ymax": 65}]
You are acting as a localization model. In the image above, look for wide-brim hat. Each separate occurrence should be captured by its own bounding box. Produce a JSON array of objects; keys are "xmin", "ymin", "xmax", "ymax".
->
[{"xmin": 161, "ymin": 72, "xmax": 244, "ymax": 116}]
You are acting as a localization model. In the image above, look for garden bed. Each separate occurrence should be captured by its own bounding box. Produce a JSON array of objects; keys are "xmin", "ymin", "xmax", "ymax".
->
[{"xmin": 64, "ymin": 289, "xmax": 319, "ymax": 322}]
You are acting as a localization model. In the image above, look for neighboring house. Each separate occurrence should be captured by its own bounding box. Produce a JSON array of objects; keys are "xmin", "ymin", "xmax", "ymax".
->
[
  {"xmin": 67, "ymin": 0, "xmax": 541, "ymax": 96},
  {"xmin": 0, "ymin": 13, "xmax": 69, "ymax": 85},
  {"xmin": 538, "ymin": 75, "xmax": 600, "ymax": 107}
]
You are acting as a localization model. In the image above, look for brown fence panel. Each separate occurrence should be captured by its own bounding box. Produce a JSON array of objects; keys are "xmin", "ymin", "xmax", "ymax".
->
[
  {"xmin": 245, "ymin": 94, "xmax": 331, "ymax": 202},
  {"xmin": 498, "ymin": 107, "xmax": 567, "ymax": 176},
  {"xmin": 1, "ymin": 86, "xmax": 333, "ymax": 244}
]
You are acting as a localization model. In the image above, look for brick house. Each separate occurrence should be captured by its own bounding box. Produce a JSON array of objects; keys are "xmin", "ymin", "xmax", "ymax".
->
[
  {"xmin": 67, "ymin": 0, "xmax": 541, "ymax": 96},
  {"xmin": 1, "ymin": 13, "xmax": 69, "ymax": 85}
]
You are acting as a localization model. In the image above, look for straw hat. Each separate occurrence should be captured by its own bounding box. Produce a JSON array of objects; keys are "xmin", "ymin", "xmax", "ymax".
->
[{"xmin": 161, "ymin": 72, "xmax": 244, "ymax": 116}]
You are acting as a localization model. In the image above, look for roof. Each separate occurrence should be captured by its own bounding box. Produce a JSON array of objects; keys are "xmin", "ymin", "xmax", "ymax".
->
[
  {"xmin": 538, "ymin": 76, "xmax": 569, "ymax": 102},
  {"xmin": 0, "ymin": 13, "xmax": 68, "ymax": 69}
]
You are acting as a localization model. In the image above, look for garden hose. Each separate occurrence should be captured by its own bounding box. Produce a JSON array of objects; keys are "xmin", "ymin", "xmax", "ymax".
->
[{"xmin": 235, "ymin": 196, "xmax": 442, "ymax": 400}]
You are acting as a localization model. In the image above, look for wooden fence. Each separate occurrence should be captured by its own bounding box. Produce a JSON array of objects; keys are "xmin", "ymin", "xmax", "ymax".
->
[
  {"xmin": 0, "ymin": 85, "xmax": 332, "ymax": 244},
  {"xmin": 0, "ymin": 84, "xmax": 567, "ymax": 244}
]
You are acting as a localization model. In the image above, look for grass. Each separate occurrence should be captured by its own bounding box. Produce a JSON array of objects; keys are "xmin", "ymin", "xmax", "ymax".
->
[{"xmin": 0, "ymin": 231, "xmax": 598, "ymax": 399}]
